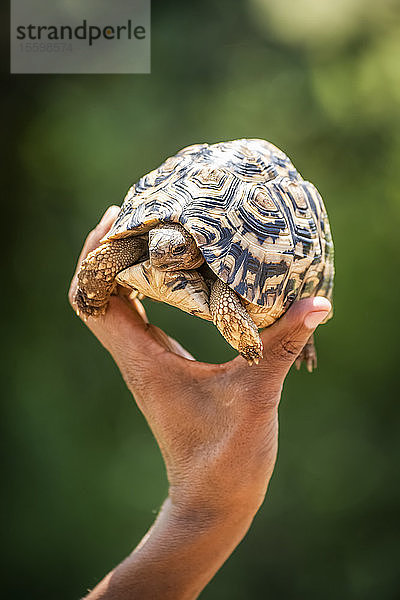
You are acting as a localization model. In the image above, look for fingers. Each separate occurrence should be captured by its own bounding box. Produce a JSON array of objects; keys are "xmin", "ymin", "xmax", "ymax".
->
[
  {"xmin": 259, "ymin": 296, "xmax": 331, "ymax": 379},
  {"xmin": 71, "ymin": 221, "xmax": 165, "ymax": 350},
  {"xmin": 129, "ymin": 296, "xmax": 194, "ymax": 359},
  {"xmin": 227, "ymin": 296, "xmax": 332, "ymax": 413},
  {"xmin": 229, "ymin": 296, "xmax": 331, "ymax": 393},
  {"xmin": 130, "ymin": 295, "xmax": 149, "ymax": 323},
  {"xmin": 69, "ymin": 207, "xmax": 194, "ymax": 388}
]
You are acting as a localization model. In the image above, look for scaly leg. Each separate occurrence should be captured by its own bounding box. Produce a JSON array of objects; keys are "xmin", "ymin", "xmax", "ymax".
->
[
  {"xmin": 295, "ymin": 334, "xmax": 317, "ymax": 373},
  {"xmin": 209, "ymin": 278, "xmax": 263, "ymax": 365},
  {"xmin": 75, "ymin": 236, "xmax": 147, "ymax": 317}
]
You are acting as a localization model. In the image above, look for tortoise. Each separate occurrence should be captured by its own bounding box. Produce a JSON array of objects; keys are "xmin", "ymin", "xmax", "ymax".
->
[{"xmin": 75, "ymin": 138, "xmax": 334, "ymax": 369}]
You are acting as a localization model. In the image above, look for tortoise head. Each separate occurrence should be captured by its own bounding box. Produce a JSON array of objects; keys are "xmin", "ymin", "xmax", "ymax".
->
[{"xmin": 148, "ymin": 223, "xmax": 204, "ymax": 271}]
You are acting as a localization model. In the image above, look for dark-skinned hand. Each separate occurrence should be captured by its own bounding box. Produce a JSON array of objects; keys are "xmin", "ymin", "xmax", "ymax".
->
[{"xmin": 69, "ymin": 206, "xmax": 331, "ymax": 600}]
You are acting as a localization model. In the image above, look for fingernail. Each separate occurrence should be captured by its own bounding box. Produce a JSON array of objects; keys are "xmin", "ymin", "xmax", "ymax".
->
[
  {"xmin": 100, "ymin": 205, "xmax": 119, "ymax": 225},
  {"xmin": 304, "ymin": 297, "xmax": 331, "ymax": 329}
]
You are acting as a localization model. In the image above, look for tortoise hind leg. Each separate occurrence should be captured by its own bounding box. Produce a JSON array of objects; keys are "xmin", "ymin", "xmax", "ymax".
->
[
  {"xmin": 76, "ymin": 236, "xmax": 147, "ymax": 318},
  {"xmin": 295, "ymin": 334, "xmax": 317, "ymax": 373},
  {"xmin": 209, "ymin": 278, "xmax": 263, "ymax": 365}
]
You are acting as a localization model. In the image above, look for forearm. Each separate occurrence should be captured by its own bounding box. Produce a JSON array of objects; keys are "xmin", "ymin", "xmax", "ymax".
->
[{"xmin": 85, "ymin": 496, "xmax": 259, "ymax": 600}]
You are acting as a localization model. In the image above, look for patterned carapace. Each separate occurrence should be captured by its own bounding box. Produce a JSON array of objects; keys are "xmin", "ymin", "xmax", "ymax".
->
[{"xmin": 107, "ymin": 138, "xmax": 334, "ymax": 322}]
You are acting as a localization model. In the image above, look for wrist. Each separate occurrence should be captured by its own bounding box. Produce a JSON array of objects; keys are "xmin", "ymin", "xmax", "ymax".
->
[
  {"xmin": 167, "ymin": 414, "xmax": 278, "ymax": 521},
  {"xmin": 168, "ymin": 480, "xmax": 268, "ymax": 532},
  {"xmin": 163, "ymin": 495, "xmax": 258, "ymax": 564}
]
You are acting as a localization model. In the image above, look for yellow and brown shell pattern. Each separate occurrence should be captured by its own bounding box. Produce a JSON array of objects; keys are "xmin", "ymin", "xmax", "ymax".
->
[{"xmin": 107, "ymin": 138, "xmax": 334, "ymax": 324}]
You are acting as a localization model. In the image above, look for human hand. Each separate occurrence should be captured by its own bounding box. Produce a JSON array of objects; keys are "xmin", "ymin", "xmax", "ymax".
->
[{"xmin": 69, "ymin": 206, "xmax": 331, "ymax": 599}]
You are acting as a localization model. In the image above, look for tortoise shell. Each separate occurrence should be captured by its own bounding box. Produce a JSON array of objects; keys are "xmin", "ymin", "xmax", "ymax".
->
[{"xmin": 107, "ymin": 138, "xmax": 334, "ymax": 319}]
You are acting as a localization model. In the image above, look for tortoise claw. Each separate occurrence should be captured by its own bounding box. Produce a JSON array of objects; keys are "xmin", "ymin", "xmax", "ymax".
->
[{"xmin": 295, "ymin": 335, "xmax": 317, "ymax": 373}]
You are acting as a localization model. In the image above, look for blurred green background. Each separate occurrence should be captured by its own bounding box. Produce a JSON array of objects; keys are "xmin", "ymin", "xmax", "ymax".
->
[{"xmin": 3, "ymin": 0, "xmax": 400, "ymax": 598}]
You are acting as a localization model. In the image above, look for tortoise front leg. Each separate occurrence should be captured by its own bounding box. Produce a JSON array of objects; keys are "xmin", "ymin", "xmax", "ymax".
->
[
  {"xmin": 75, "ymin": 236, "xmax": 147, "ymax": 317},
  {"xmin": 209, "ymin": 279, "xmax": 263, "ymax": 365}
]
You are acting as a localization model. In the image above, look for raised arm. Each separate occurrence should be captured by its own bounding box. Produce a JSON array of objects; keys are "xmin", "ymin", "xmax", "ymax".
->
[{"xmin": 69, "ymin": 206, "xmax": 331, "ymax": 600}]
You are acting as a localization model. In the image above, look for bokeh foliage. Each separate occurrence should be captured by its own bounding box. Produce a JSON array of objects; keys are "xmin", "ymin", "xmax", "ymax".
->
[{"xmin": 2, "ymin": 0, "xmax": 400, "ymax": 598}]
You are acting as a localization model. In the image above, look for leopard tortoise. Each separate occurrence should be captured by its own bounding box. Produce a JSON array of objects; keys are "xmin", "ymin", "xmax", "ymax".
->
[{"xmin": 75, "ymin": 138, "xmax": 334, "ymax": 369}]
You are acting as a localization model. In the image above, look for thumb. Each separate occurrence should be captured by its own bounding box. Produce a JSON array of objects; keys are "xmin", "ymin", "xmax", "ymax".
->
[{"xmin": 260, "ymin": 296, "xmax": 332, "ymax": 379}]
